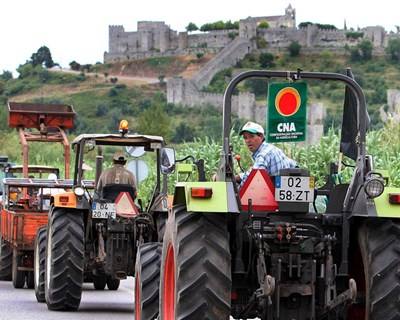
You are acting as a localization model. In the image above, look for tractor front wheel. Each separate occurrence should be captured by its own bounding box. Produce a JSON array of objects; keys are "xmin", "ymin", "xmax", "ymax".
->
[
  {"xmin": 160, "ymin": 206, "xmax": 231, "ymax": 320},
  {"xmin": 45, "ymin": 208, "xmax": 84, "ymax": 311},
  {"xmin": 359, "ymin": 219, "xmax": 400, "ymax": 319},
  {"xmin": 107, "ymin": 277, "xmax": 120, "ymax": 290},
  {"xmin": 34, "ymin": 227, "xmax": 47, "ymax": 302},
  {"xmin": 135, "ymin": 242, "xmax": 162, "ymax": 320},
  {"xmin": 93, "ymin": 275, "xmax": 107, "ymax": 290}
]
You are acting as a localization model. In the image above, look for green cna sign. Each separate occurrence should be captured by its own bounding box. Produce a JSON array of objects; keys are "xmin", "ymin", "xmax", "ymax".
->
[{"xmin": 267, "ymin": 82, "xmax": 307, "ymax": 143}]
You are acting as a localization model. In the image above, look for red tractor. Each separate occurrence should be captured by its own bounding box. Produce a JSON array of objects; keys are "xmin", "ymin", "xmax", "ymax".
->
[{"xmin": 0, "ymin": 102, "xmax": 75, "ymax": 288}]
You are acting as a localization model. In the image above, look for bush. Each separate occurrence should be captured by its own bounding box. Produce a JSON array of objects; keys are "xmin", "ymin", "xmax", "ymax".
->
[
  {"xmin": 186, "ymin": 22, "xmax": 198, "ymax": 33},
  {"xmin": 108, "ymin": 88, "xmax": 118, "ymax": 97},
  {"xmin": 386, "ymin": 38, "xmax": 400, "ymax": 62},
  {"xmin": 258, "ymin": 21, "xmax": 269, "ymax": 29},
  {"xmin": 259, "ymin": 52, "xmax": 274, "ymax": 68},
  {"xmin": 256, "ymin": 37, "xmax": 268, "ymax": 49},
  {"xmin": 288, "ymin": 41, "xmax": 301, "ymax": 57},
  {"xmin": 0, "ymin": 71, "xmax": 13, "ymax": 81},
  {"xmin": 228, "ymin": 32, "xmax": 238, "ymax": 40},
  {"xmin": 346, "ymin": 31, "xmax": 364, "ymax": 40}
]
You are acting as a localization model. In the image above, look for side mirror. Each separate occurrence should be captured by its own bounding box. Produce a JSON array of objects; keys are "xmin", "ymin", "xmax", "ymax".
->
[{"xmin": 160, "ymin": 147, "xmax": 176, "ymax": 175}]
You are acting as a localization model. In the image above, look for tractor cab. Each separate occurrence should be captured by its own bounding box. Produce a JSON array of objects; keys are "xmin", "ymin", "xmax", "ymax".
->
[{"xmin": 70, "ymin": 120, "xmax": 172, "ymax": 218}]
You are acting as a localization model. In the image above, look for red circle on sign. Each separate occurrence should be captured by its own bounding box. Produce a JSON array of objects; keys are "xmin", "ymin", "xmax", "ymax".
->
[
  {"xmin": 279, "ymin": 92, "xmax": 297, "ymax": 115},
  {"xmin": 275, "ymin": 87, "xmax": 301, "ymax": 117}
]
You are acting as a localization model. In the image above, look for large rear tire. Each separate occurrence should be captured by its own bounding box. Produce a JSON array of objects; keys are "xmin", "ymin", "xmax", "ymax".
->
[
  {"xmin": 160, "ymin": 206, "xmax": 231, "ymax": 320},
  {"xmin": 0, "ymin": 237, "xmax": 12, "ymax": 281},
  {"xmin": 156, "ymin": 213, "xmax": 167, "ymax": 242},
  {"xmin": 358, "ymin": 219, "xmax": 400, "ymax": 319},
  {"xmin": 135, "ymin": 242, "xmax": 162, "ymax": 320},
  {"xmin": 45, "ymin": 208, "xmax": 84, "ymax": 311},
  {"xmin": 34, "ymin": 227, "xmax": 47, "ymax": 302}
]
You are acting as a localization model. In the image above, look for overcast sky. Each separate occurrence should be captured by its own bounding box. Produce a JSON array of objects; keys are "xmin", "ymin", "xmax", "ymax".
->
[{"xmin": 1, "ymin": 0, "xmax": 399, "ymax": 74}]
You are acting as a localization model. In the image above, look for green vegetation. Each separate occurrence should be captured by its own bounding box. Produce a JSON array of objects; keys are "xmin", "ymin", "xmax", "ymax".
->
[
  {"xmin": 186, "ymin": 22, "xmax": 198, "ymax": 33},
  {"xmin": 346, "ymin": 31, "xmax": 364, "ymax": 40},
  {"xmin": 258, "ymin": 21, "xmax": 269, "ymax": 29},
  {"xmin": 200, "ymin": 20, "xmax": 239, "ymax": 32},
  {"xmin": 288, "ymin": 41, "xmax": 301, "ymax": 57},
  {"xmin": 30, "ymin": 46, "xmax": 55, "ymax": 68},
  {"xmin": 298, "ymin": 22, "xmax": 337, "ymax": 30},
  {"xmin": 348, "ymin": 40, "xmax": 373, "ymax": 62},
  {"xmin": 386, "ymin": 38, "xmax": 400, "ymax": 62}
]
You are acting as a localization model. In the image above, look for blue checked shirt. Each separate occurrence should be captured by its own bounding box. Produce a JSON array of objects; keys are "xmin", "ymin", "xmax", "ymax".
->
[{"xmin": 240, "ymin": 141, "xmax": 297, "ymax": 187}]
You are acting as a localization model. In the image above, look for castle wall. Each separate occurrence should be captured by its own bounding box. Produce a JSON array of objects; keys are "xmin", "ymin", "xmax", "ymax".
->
[
  {"xmin": 106, "ymin": 5, "xmax": 395, "ymax": 64},
  {"xmin": 187, "ymin": 30, "xmax": 235, "ymax": 49},
  {"xmin": 192, "ymin": 37, "xmax": 253, "ymax": 89},
  {"xmin": 166, "ymin": 77, "xmax": 256, "ymax": 118}
]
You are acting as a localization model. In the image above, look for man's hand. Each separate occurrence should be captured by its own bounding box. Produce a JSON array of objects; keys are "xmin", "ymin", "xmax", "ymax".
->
[{"xmin": 235, "ymin": 174, "xmax": 242, "ymax": 184}]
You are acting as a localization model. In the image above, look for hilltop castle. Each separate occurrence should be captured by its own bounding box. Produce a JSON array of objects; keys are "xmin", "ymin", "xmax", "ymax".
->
[
  {"xmin": 104, "ymin": 5, "xmax": 397, "ymax": 63},
  {"xmin": 103, "ymin": 6, "xmax": 400, "ymax": 144}
]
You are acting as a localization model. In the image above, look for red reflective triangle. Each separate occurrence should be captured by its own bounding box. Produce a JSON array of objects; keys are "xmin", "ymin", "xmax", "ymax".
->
[
  {"xmin": 239, "ymin": 169, "xmax": 278, "ymax": 211},
  {"xmin": 115, "ymin": 192, "xmax": 139, "ymax": 216}
]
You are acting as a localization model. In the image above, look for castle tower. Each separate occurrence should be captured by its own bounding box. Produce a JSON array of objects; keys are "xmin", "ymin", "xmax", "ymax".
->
[
  {"xmin": 159, "ymin": 29, "xmax": 170, "ymax": 52},
  {"xmin": 178, "ymin": 32, "xmax": 189, "ymax": 50},
  {"xmin": 108, "ymin": 25, "xmax": 125, "ymax": 53},
  {"xmin": 239, "ymin": 18, "xmax": 257, "ymax": 39},
  {"xmin": 285, "ymin": 4, "xmax": 296, "ymax": 28}
]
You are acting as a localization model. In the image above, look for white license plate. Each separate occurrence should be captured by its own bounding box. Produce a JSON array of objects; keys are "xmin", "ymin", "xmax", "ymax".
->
[
  {"xmin": 92, "ymin": 202, "xmax": 116, "ymax": 219},
  {"xmin": 275, "ymin": 176, "xmax": 315, "ymax": 202}
]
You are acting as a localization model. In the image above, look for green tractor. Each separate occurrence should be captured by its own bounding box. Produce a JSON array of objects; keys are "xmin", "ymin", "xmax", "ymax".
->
[{"xmin": 134, "ymin": 69, "xmax": 400, "ymax": 319}]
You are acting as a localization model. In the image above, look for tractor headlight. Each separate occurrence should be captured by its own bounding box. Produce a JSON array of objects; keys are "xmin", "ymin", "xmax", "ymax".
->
[
  {"xmin": 364, "ymin": 173, "xmax": 385, "ymax": 199},
  {"xmin": 74, "ymin": 187, "xmax": 85, "ymax": 197}
]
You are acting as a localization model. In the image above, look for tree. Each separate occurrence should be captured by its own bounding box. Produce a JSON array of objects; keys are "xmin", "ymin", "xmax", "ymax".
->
[
  {"xmin": 298, "ymin": 22, "xmax": 313, "ymax": 29},
  {"xmin": 110, "ymin": 77, "xmax": 119, "ymax": 84},
  {"xmin": 359, "ymin": 40, "xmax": 373, "ymax": 60},
  {"xmin": 30, "ymin": 46, "xmax": 55, "ymax": 68},
  {"xmin": 349, "ymin": 40, "xmax": 373, "ymax": 62},
  {"xmin": 288, "ymin": 41, "xmax": 301, "ymax": 57},
  {"xmin": 137, "ymin": 104, "xmax": 171, "ymax": 139},
  {"xmin": 172, "ymin": 122, "xmax": 194, "ymax": 143},
  {"xmin": 0, "ymin": 70, "xmax": 13, "ymax": 81},
  {"xmin": 259, "ymin": 52, "xmax": 274, "ymax": 68},
  {"xmin": 196, "ymin": 52, "xmax": 204, "ymax": 59},
  {"xmin": 186, "ymin": 22, "xmax": 198, "ymax": 33},
  {"xmin": 258, "ymin": 21, "xmax": 269, "ymax": 29},
  {"xmin": 69, "ymin": 60, "xmax": 81, "ymax": 71},
  {"xmin": 386, "ymin": 38, "xmax": 400, "ymax": 62}
]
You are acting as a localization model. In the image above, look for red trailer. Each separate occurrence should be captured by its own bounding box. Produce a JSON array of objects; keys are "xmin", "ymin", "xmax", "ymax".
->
[{"xmin": 0, "ymin": 102, "xmax": 76, "ymax": 288}]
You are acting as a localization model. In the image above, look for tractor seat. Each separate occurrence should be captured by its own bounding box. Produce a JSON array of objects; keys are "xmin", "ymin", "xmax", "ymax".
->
[{"xmin": 101, "ymin": 184, "xmax": 136, "ymax": 203}]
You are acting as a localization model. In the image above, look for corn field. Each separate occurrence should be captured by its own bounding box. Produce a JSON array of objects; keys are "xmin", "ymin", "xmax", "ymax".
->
[{"xmin": 0, "ymin": 121, "xmax": 399, "ymax": 204}]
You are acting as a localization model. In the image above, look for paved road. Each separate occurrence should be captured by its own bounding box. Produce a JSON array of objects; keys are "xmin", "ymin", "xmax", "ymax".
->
[{"xmin": 0, "ymin": 278, "xmax": 135, "ymax": 320}]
